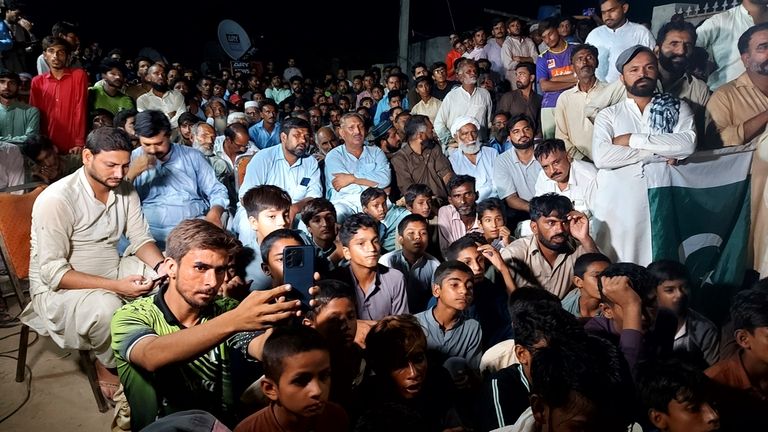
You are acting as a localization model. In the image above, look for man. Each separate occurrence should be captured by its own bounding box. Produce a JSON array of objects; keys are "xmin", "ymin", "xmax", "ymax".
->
[
  {"xmin": 696, "ymin": 0, "xmax": 768, "ymax": 91},
  {"xmin": 466, "ymin": 26, "xmax": 489, "ymax": 61},
  {"xmin": 88, "ymin": 60, "xmax": 134, "ymax": 116},
  {"xmin": 283, "ymin": 75, "xmax": 312, "ymax": 110},
  {"xmin": 390, "ymin": 114, "xmax": 454, "ymax": 204},
  {"xmin": 248, "ymin": 99, "xmax": 281, "ymax": 150},
  {"xmin": 448, "ymin": 116, "xmax": 498, "ymax": 201},
  {"xmin": 501, "ymin": 17, "xmax": 538, "ymax": 88},
  {"xmin": 555, "ymin": 44, "xmax": 607, "ymax": 160},
  {"xmin": 136, "ymin": 63, "xmax": 186, "ymax": 129},
  {"xmin": 430, "ymin": 61, "xmax": 458, "ymax": 101},
  {"xmin": 283, "ymin": 57, "xmax": 302, "ymax": 81},
  {"xmin": 591, "ymin": 45, "xmax": 696, "ymax": 265},
  {"xmin": 484, "ymin": 18, "xmax": 508, "ymax": 81},
  {"xmin": 585, "ymin": 0, "xmax": 655, "ymax": 83},
  {"xmin": 129, "ymin": 110, "xmax": 229, "ymax": 249},
  {"xmin": 265, "ymin": 75, "xmax": 290, "ymax": 105},
  {"xmin": 434, "ymin": 58, "xmax": 493, "ymax": 152},
  {"xmin": 537, "ymin": 17, "xmax": 577, "ymax": 139},
  {"xmin": 0, "ymin": 1, "xmax": 33, "ymax": 74},
  {"xmin": 29, "ymin": 36, "xmax": 87, "ymax": 154},
  {"xmin": 195, "ymin": 75, "xmax": 214, "ymax": 108},
  {"xmin": 35, "ymin": 21, "xmax": 81, "ymax": 75},
  {"xmin": 19, "ymin": 127, "xmax": 166, "ymax": 401},
  {"xmin": 497, "ymin": 62, "xmax": 542, "ymax": 138},
  {"xmin": 493, "ymin": 114, "xmax": 542, "ymax": 216},
  {"xmin": 410, "ymin": 76, "xmax": 441, "ymax": 125},
  {"xmin": 324, "ymin": 113, "xmax": 391, "ymax": 222},
  {"xmin": 356, "ymin": 71, "xmax": 375, "ymax": 108},
  {"xmin": 0, "ymin": 67, "xmax": 38, "ymax": 145},
  {"xmin": 373, "ymin": 73, "xmax": 409, "ymax": 126},
  {"xmin": 125, "ymin": 57, "xmax": 153, "ymax": 101},
  {"xmin": 111, "ymin": 219, "xmax": 306, "ymax": 430},
  {"xmin": 488, "ymin": 112, "xmax": 512, "ymax": 153},
  {"xmin": 707, "ymin": 23, "xmax": 768, "ymax": 277},
  {"xmin": 501, "ymin": 193, "xmax": 598, "ymax": 299},
  {"xmin": 437, "ymin": 175, "xmax": 484, "ymax": 256},
  {"xmin": 369, "ymin": 119, "xmax": 401, "ymax": 159},
  {"xmin": 534, "ymin": 139, "xmax": 597, "ymax": 212}
]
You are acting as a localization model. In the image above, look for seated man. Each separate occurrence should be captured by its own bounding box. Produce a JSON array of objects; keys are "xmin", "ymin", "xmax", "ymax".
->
[
  {"xmin": 128, "ymin": 110, "xmax": 229, "ymax": 249},
  {"xmin": 360, "ymin": 187, "xmax": 410, "ymax": 253},
  {"xmin": 448, "ymin": 116, "xmax": 498, "ymax": 201},
  {"xmin": 501, "ymin": 193, "xmax": 598, "ymax": 299},
  {"xmin": 20, "ymin": 127, "xmax": 166, "ymax": 401},
  {"xmin": 533, "ymin": 138, "xmax": 597, "ymax": 213},
  {"xmin": 20, "ymin": 134, "xmax": 81, "ymax": 184},
  {"xmin": 111, "ymin": 219, "xmax": 306, "ymax": 430},
  {"xmin": 437, "ymin": 175, "xmax": 484, "ymax": 258}
]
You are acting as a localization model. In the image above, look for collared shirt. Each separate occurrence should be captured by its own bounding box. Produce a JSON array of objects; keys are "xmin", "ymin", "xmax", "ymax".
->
[
  {"xmin": 29, "ymin": 168, "xmax": 154, "ymax": 296},
  {"xmin": 136, "ymin": 90, "xmax": 186, "ymax": 128},
  {"xmin": 585, "ymin": 20, "xmax": 656, "ymax": 83},
  {"xmin": 489, "ymin": 138, "xmax": 512, "ymax": 154},
  {"xmin": 497, "ymin": 90, "xmax": 543, "ymax": 137},
  {"xmin": 247, "ymin": 120, "xmax": 282, "ymax": 150},
  {"xmin": 212, "ymin": 135, "xmax": 258, "ymax": 172},
  {"xmin": 415, "ymin": 307, "xmax": 483, "ymax": 370},
  {"xmin": 674, "ymin": 309, "xmax": 720, "ymax": 366},
  {"xmin": 265, "ymin": 86, "xmax": 291, "ymax": 104},
  {"xmin": 534, "ymin": 159, "xmax": 597, "ymax": 207},
  {"xmin": 501, "ymin": 235, "xmax": 588, "ymax": 299},
  {"xmin": 500, "ymin": 36, "xmax": 539, "ymax": 86},
  {"xmin": 29, "ymin": 68, "xmax": 88, "ymax": 152},
  {"xmin": 697, "ymin": 4, "xmax": 753, "ymax": 91},
  {"xmin": 132, "ymin": 144, "xmax": 229, "ymax": 248},
  {"xmin": 390, "ymin": 140, "xmax": 454, "ymax": 201},
  {"xmin": 331, "ymin": 264, "xmax": 409, "ymax": 320},
  {"xmin": 240, "ymin": 143, "xmax": 321, "ymax": 204},
  {"xmin": 437, "ymin": 205, "xmax": 483, "ymax": 257},
  {"xmin": 493, "ymin": 149, "xmax": 541, "ymax": 201},
  {"xmin": 410, "ymin": 97, "xmax": 442, "ymax": 124},
  {"xmin": 484, "ymin": 38, "xmax": 507, "ymax": 79},
  {"xmin": 449, "ymin": 146, "xmax": 499, "ymax": 201},
  {"xmin": 707, "ymin": 72, "xmax": 768, "ymax": 146},
  {"xmin": 88, "ymin": 85, "xmax": 135, "ymax": 115},
  {"xmin": 554, "ymin": 80, "xmax": 608, "ymax": 160},
  {"xmin": 379, "ymin": 250, "xmax": 441, "ymax": 313},
  {"xmin": 324, "ymin": 144, "xmax": 391, "ymax": 211},
  {"xmin": 0, "ymin": 100, "xmax": 39, "ymax": 144},
  {"xmin": 434, "ymin": 85, "xmax": 494, "ymax": 146}
]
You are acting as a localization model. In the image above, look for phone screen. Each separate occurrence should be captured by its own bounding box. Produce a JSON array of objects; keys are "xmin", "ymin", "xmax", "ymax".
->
[{"xmin": 282, "ymin": 245, "xmax": 315, "ymax": 309}]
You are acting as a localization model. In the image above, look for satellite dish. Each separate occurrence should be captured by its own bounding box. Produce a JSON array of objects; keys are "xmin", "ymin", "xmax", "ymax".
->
[{"xmin": 217, "ymin": 19, "xmax": 252, "ymax": 60}]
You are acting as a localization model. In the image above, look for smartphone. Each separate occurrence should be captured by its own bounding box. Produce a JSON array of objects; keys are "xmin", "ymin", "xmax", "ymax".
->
[
  {"xmin": 583, "ymin": 7, "xmax": 596, "ymax": 17},
  {"xmin": 283, "ymin": 245, "xmax": 315, "ymax": 309}
]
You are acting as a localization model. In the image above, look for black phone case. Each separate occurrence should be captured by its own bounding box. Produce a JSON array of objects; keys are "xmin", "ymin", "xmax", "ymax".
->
[{"xmin": 282, "ymin": 245, "xmax": 315, "ymax": 308}]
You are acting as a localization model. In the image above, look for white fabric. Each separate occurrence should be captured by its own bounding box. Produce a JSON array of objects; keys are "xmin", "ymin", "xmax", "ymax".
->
[
  {"xmin": 585, "ymin": 20, "xmax": 656, "ymax": 83},
  {"xmin": 449, "ymin": 146, "xmax": 498, "ymax": 200},
  {"xmin": 534, "ymin": 159, "xmax": 597, "ymax": 208},
  {"xmin": 554, "ymin": 80, "xmax": 609, "ymax": 160},
  {"xmin": 466, "ymin": 46, "xmax": 488, "ymax": 61},
  {"xmin": 484, "ymin": 38, "xmax": 507, "ymax": 79},
  {"xmin": 696, "ymin": 4, "xmax": 753, "ymax": 91},
  {"xmin": 0, "ymin": 142, "xmax": 24, "ymax": 192},
  {"xmin": 490, "ymin": 407, "xmax": 535, "ymax": 432},
  {"xmin": 450, "ymin": 115, "xmax": 480, "ymax": 137},
  {"xmin": 500, "ymin": 36, "xmax": 539, "ymax": 87},
  {"xmin": 433, "ymin": 86, "xmax": 494, "ymax": 147},
  {"xmin": 136, "ymin": 89, "xmax": 186, "ymax": 128},
  {"xmin": 493, "ymin": 149, "xmax": 541, "ymax": 201}
]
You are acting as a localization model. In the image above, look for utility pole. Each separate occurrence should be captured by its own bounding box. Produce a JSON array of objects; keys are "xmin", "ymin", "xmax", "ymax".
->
[{"xmin": 398, "ymin": 0, "xmax": 410, "ymax": 72}]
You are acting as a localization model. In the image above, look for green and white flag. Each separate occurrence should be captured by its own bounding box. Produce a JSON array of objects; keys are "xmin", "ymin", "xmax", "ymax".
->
[{"xmin": 645, "ymin": 147, "xmax": 753, "ymax": 321}]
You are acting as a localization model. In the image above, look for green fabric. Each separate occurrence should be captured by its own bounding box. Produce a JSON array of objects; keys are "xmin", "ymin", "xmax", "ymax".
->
[
  {"xmin": 0, "ymin": 101, "xmax": 39, "ymax": 144},
  {"xmin": 88, "ymin": 85, "xmax": 135, "ymax": 115}
]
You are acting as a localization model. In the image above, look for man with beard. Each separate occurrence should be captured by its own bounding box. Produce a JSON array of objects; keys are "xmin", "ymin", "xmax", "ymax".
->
[
  {"xmin": 20, "ymin": 127, "xmax": 167, "ymax": 402},
  {"xmin": 501, "ymin": 17, "xmax": 538, "ymax": 89},
  {"xmin": 555, "ymin": 44, "xmax": 608, "ymax": 161},
  {"xmin": 136, "ymin": 63, "xmax": 186, "ymax": 130},
  {"xmin": 283, "ymin": 75, "xmax": 312, "ymax": 110},
  {"xmin": 89, "ymin": 61, "xmax": 134, "ymax": 116},
  {"xmin": 129, "ymin": 110, "xmax": 229, "ymax": 249},
  {"xmin": 369, "ymin": 120, "xmax": 401, "ymax": 158},
  {"xmin": 501, "ymin": 193, "xmax": 598, "ymax": 299},
  {"xmin": 488, "ymin": 112, "xmax": 512, "ymax": 153},
  {"xmin": 29, "ymin": 36, "xmax": 88, "ymax": 154},
  {"xmin": 591, "ymin": 45, "xmax": 696, "ymax": 265},
  {"xmin": 437, "ymin": 174, "xmax": 484, "ymax": 257},
  {"xmin": 708, "ymin": 23, "xmax": 768, "ymax": 278},
  {"xmin": 0, "ymin": 68, "xmax": 38, "ymax": 145},
  {"xmin": 585, "ymin": 0, "xmax": 655, "ymax": 84},
  {"xmin": 493, "ymin": 113, "xmax": 542, "ymax": 218},
  {"xmin": 497, "ymin": 62, "xmax": 543, "ymax": 138},
  {"xmin": 248, "ymin": 99, "xmax": 281, "ymax": 150},
  {"xmin": 191, "ymin": 122, "xmax": 230, "ymax": 200},
  {"xmin": 434, "ymin": 58, "xmax": 493, "ymax": 153},
  {"xmin": 448, "ymin": 116, "xmax": 498, "ymax": 201},
  {"xmin": 391, "ymin": 114, "xmax": 454, "ymax": 203},
  {"xmin": 244, "ymin": 100, "xmax": 261, "ymax": 126}
]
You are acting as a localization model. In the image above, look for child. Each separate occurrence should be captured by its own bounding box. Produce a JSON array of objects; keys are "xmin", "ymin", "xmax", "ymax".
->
[
  {"xmin": 403, "ymin": 183, "xmax": 441, "ymax": 259},
  {"xmin": 361, "ymin": 187, "xmax": 410, "ymax": 253},
  {"xmin": 299, "ymin": 198, "xmax": 343, "ymax": 272},
  {"xmin": 241, "ymin": 185, "xmax": 292, "ymax": 291},
  {"xmin": 260, "ymin": 229, "xmax": 306, "ymax": 287},
  {"xmin": 561, "ymin": 252, "xmax": 611, "ymax": 319},
  {"xmin": 476, "ymin": 197, "xmax": 511, "ymax": 250},
  {"xmin": 234, "ymin": 326, "xmax": 348, "ymax": 432},
  {"xmin": 415, "ymin": 261, "xmax": 482, "ymax": 370},
  {"xmin": 648, "ymin": 260, "xmax": 720, "ymax": 366},
  {"xmin": 379, "ymin": 214, "xmax": 440, "ymax": 313}
]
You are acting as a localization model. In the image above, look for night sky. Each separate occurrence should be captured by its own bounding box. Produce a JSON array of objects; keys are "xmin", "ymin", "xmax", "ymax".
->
[{"xmin": 27, "ymin": 0, "xmax": 668, "ymax": 76}]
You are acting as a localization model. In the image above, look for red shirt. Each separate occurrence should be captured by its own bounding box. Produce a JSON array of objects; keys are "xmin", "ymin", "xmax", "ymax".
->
[
  {"xmin": 445, "ymin": 49, "xmax": 462, "ymax": 80},
  {"xmin": 29, "ymin": 68, "xmax": 88, "ymax": 153}
]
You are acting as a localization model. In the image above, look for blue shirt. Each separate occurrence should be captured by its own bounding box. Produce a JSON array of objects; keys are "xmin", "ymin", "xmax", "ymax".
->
[
  {"xmin": 247, "ymin": 120, "xmax": 282, "ymax": 150},
  {"xmin": 488, "ymin": 138, "xmax": 512, "ymax": 154},
  {"xmin": 239, "ymin": 144, "xmax": 322, "ymax": 203},
  {"xmin": 379, "ymin": 205, "xmax": 410, "ymax": 253},
  {"xmin": 373, "ymin": 91, "xmax": 409, "ymax": 126},
  {"xmin": 131, "ymin": 144, "xmax": 229, "ymax": 248},
  {"xmin": 324, "ymin": 144, "xmax": 391, "ymax": 211}
]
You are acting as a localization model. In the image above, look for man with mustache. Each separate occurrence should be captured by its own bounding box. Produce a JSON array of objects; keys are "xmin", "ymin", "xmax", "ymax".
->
[
  {"xmin": 437, "ymin": 174, "xmax": 485, "ymax": 257},
  {"xmin": 497, "ymin": 62, "xmax": 543, "ymax": 138},
  {"xmin": 448, "ymin": 116, "xmax": 498, "ymax": 201},
  {"xmin": 534, "ymin": 138, "xmax": 597, "ymax": 213},
  {"xmin": 591, "ymin": 45, "xmax": 696, "ymax": 265},
  {"xmin": 0, "ymin": 67, "xmax": 38, "ymax": 145},
  {"xmin": 501, "ymin": 193, "xmax": 598, "ymax": 299},
  {"xmin": 88, "ymin": 60, "xmax": 134, "ymax": 116},
  {"xmin": 493, "ymin": 113, "xmax": 542, "ymax": 223},
  {"xmin": 136, "ymin": 63, "xmax": 186, "ymax": 130}
]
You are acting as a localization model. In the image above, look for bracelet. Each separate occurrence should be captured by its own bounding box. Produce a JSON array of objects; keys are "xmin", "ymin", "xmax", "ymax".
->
[{"xmin": 153, "ymin": 260, "xmax": 163, "ymax": 273}]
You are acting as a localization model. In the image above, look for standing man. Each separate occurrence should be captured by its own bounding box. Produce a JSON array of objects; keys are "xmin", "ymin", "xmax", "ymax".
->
[
  {"xmin": 501, "ymin": 17, "xmax": 538, "ymax": 88},
  {"xmin": 537, "ymin": 17, "xmax": 577, "ymax": 139},
  {"xmin": 20, "ymin": 127, "xmax": 166, "ymax": 401},
  {"xmin": 585, "ymin": 0, "xmax": 655, "ymax": 84},
  {"xmin": 484, "ymin": 18, "xmax": 508, "ymax": 81},
  {"xmin": 89, "ymin": 60, "xmax": 134, "ymax": 116},
  {"xmin": 497, "ymin": 62, "xmax": 543, "ymax": 138},
  {"xmin": 591, "ymin": 45, "xmax": 696, "ymax": 264},
  {"xmin": 29, "ymin": 36, "xmax": 87, "ymax": 154},
  {"xmin": 0, "ymin": 67, "xmax": 38, "ymax": 145},
  {"xmin": 136, "ymin": 63, "xmax": 186, "ymax": 130},
  {"xmin": 410, "ymin": 76, "xmax": 442, "ymax": 124}
]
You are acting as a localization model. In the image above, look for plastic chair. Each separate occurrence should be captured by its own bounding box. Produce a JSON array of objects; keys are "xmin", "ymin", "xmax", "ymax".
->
[{"xmin": 235, "ymin": 154, "xmax": 254, "ymax": 192}]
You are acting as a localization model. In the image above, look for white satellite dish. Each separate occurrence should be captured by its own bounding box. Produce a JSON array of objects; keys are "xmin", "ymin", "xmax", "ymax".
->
[{"xmin": 217, "ymin": 19, "xmax": 252, "ymax": 60}]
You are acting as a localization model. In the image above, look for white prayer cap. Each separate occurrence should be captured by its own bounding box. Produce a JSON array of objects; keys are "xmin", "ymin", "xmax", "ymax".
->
[
  {"xmin": 227, "ymin": 112, "xmax": 247, "ymax": 124},
  {"xmin": 244, "ymin": 101, "xmax": 259, "ymax": 109},
  {"xmin": 450, "ymin": 116, "xmax": 480, "ymax": 137}
]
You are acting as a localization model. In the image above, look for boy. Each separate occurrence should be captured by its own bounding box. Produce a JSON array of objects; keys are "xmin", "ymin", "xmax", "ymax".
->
[
  {"xmin": 242, "ymin": 185, "xmax": 292, "ymax": 291},
  {"xmin": 403, "ymin": 183, "xmax": 442, "ymax": 259},
  {"xmin": 638, "ymin": 359, "xmax": 720, "ymax": 432},
  {"xmin": 234, "ymin": 326, "xmax": 348, "ymax": 432},
  {"xmin": 379, "ymin": 214, "xmax": 440, "ymax": 313},
  {"xmin": 260, "ymin": 229, "xmax": 306, "ymax": 288},
  {"xmin": 361, "ymin": 187, "xmax": 410, "ymax": 253},
  {"xmin": 648, "ymin": 260, "xmax": 720, "ymax": 366},
  {"xmin": 561, "ymin": 253, "xmax": 611, "ymax": 319},
  {"xmin": 415, "ymin": 261, "xmax": 482, "ymax": 370},
  {"xmin": 477, "ymin": 198, "xmax": 511, "ymax": 250},
  {"xmin": 299, "ymin": 198, "xmax": 343, "ymax": 272}
]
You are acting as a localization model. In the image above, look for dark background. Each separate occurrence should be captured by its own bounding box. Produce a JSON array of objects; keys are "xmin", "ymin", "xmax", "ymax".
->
[{"xmin": 27, "ymin": 0, "xmax": 668, "ymax": 76}]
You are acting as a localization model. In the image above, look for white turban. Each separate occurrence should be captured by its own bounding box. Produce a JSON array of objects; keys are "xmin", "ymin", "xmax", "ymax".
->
[
  {"xmin": 244, "ymin": 101, "xmax": 259, "ymax": 109},
  {"xmin": 450, "ymin": 115, "xmax": 480, "ymax": 138}
]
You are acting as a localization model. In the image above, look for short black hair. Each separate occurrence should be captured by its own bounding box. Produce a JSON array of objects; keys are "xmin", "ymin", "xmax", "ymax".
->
[
  {"xmin": 534, "ymin": 138, "xmax": 567, "ymax": 161},
  {"xmin": 300, "ymin": 198, "xmax": 336, "ymax": 226},
  {"xmin": 539, "ymin": 17, "xmax": 561, "ymax": 33},
  {"xmin": 656, "ymin": 20, "xmax": 697, "ymax": 46},
  {"xmin": 514, "ymin": 61, "xmax": 536, "ymax": 75},
  {"xmin": 113, "ymin": 108, "xmax": 138, "ymax": 129},
  {"xmin": 430, "ymin": 61, "xmax": 447, "ymax": 74},
  {"xmin": 361, "ymin": 187, "xmax": 387, "ymax": 208},
  {"xmin": 411, "ymin": 62, "xmax": 428, "ymax": 76},
  {"xmin": 433, "ymin": 260, "xmax": 474, "ymax": 286},
  {"xmin": 529, "ymin": 193, "xmax": 573, "ymax": 221},
  {"xmin": 507, "ymin": 113, "xmax": 535, "ymax": 132},
  {"xmin": 403, "ymin": 183, "xmax": 433, "ymax": 208},
  {"xmin": 511, "ymin": 300, "xmax": 585, "ymax": 349},
  {"xmin": 304, "ymin": 279, "xmax": 357, "ymax": 322},
  {"xmin": 262, "ymin": 325, "xmax": 329, "ymax": 382},
  {"xmin": 570, "ymin": 44, "xmax": 599, "ymax": 63},
  {"xmin": 597, "ymin": 263, "xmax": 659, "ymax": 306},
  {"xmin": 738, "ymin": 22, "xmax": 768, "ymax": 54},
  {"xmin": 22, "ymin": 135, "xmax": 54, "ymax": 160},
  {"xmin": 477, "ymin": 197, "xmax": 505, "ymax": 218},
  {"xmin": 637, "ymin": 358, "xmax": 717, "ymax": 416},
  {"xmin": 99, "ymin": 59, "xmax": 127, "ymax": 76},
  {"xmin": 85, "ymin": 127, "xmax": 133, "ymax": 154},
  {"xmin": 241, "ymin": 185, "xmax": 292, "ymax": 218},
  {"xmin": 397, "ymin": 214, "xmax": 428, "ymax": 236},
  {"xmin": 259, "ymin": 98, "xmax": 278, "ymax": 111},
  {"xmin": 134, "ymin": 110, "xmax": 171, "ymax": 138},
  {"xmin": 281, "ymin": 116, "xmax": 311, "ymax": 138},
  {"xmin": 260, "ymin": 228, "xmax": 303, "ymax": 263},
  {"xmin": 647, "ymin": 260, "xmax": 689, "ymax": 285},
  {"xmin": 573, "ymin": 253, "xmax": 611, "ymax": 278},
  {"xmin": 447, "ymin": 174, "xmax": 476, "ymax": 195},
  {"xmin": 731, "ymin": 287, "xmax": 768, "ymax": 332},
  {"xmin": 339, "ymin": 213, "xmax": 379, "ymax": 247},
  {"xmin": 41, "ymin": 36, "xmax": 70, "ymax": 54},
  {"xmin": 445, "ymin": 235, "xmax": 480, "ymax": 261},
  {"xmin": 365, "ymin": 315, "xmax": 426, "ymax": 375}
]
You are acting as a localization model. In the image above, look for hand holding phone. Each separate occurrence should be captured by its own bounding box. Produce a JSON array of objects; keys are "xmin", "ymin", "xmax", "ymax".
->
[{"xmin": 283, "ymin": 245, "xmax": 315, "ymax": 309}]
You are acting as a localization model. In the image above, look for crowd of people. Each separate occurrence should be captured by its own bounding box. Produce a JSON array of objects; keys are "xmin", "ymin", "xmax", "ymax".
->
[{"xmin": 3, "ymin": 0, "xmax": 768, "ymax": 431}]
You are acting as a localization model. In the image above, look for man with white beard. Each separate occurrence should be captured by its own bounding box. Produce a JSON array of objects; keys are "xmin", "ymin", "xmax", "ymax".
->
[{"xmin": 448, "ymin": 116, "xmax": 498, "ymax": 201}]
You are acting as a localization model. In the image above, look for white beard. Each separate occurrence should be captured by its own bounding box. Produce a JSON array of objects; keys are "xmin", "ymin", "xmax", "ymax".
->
[
  {"xmin": 460, "ymin": 141, "xmax": 482, "ymax": 155},
  {"xmin": 213, "ymin": 116, "xmax": 227, "ymax": 135},
  {"xmin": 193, "ymin": 142, "xmax": 214, "ymax": 156}
]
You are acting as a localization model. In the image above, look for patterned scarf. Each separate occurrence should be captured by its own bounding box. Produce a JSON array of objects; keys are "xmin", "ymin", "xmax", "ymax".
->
[{"xmin": 649, "ymin": 92, "xmax": 680, "ymax": 134}]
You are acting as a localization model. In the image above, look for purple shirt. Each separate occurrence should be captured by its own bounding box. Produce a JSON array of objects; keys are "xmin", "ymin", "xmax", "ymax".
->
[
  {"xmin": 331, "ymin": 264, "xmax": 409, "ymax": 320},
  {"xmin": 536, "ymin": 45, "xmax": 574, "ymax": 108}
]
